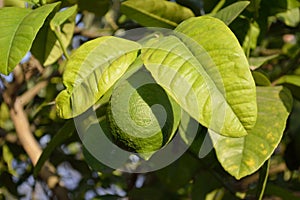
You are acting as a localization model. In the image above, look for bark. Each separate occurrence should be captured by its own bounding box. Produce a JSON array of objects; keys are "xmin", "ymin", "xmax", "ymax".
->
[{"xmin": 2, "ymin": 65, "xmax": 70, "ymax": 200}]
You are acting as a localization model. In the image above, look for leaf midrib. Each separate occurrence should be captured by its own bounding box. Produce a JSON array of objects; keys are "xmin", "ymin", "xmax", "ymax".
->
[
  {"xmin": 146, "ymin": 35, "xmax": 246, "ymax": 134},
  {"xmin": 6, "ymin": 9, "xmax": 31, "ymax": 72},
  {"xmin": 122, "ymin": 2, "xmax": 178, "ymax": 27}
]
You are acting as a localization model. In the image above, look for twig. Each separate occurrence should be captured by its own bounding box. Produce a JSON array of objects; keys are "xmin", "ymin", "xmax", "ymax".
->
[
  {"xmin": 2, "ymin": 66, "xmax": 70, "ymax": 199},
  {"xmin": 19, "ymin": 80, "xmax": 48, "ymax": 106}
]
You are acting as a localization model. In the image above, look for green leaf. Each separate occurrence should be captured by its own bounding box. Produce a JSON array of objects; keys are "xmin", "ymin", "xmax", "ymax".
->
[
  {"xmin": 142, "ymin": 16, "xmax": 257, "ymax": 137},
  {"xmin": 2, "ymin": 145, "xmax": 17, "ymax": 177},
  {"xmin": 31, "ymin": 5, "xmax": 77, "ymax": 66},
  {"xmin": 34, "ymin": 120, "xmax": 75, "ymax": 177},
  {"xmin": 78, "ymin": 0, "xmax": 110, "ymax": 17},
  {"xmin": 82, "ymin": 145, "xmax": 113, "ymax": 173},
  {"xmin": 275, "ymin": 75, "xmax": 300, "ymax": 99},
  {"xmin": 0, "ymin": 2, "xmax": 60, "ymax": 75},
  {"xmin": 129, "ymin": 187, "xmax": 165, "ymax": 200},
  {"xmin": 121, "ymin": 0, "xmax": 194, "ymax": 29},
  {"xmin": 242, "ymin": 20, "xmax": 260, "ymax": 52},
  {"xmin": 275, "ymin": 75, "xmax": 300, "ymax": 87},
  {"xmin": 209, "ymin": 86, "xmax": 293, "ymax": 179},
  {"xmin": 252, "ymin": 71, "xmax": 271, "ymax": 86},
  {"xmin": 265, "ymin": 184, "xmax": 300, "ymax": 200},
  {"xmin": 56, "ymin": 36, "xmax": 141, "ymax": 119},
  {"xmin": 50, "ymin": 5, "xmax": 77, "ymax": 29},
  {"xmin": 155, "ymin": 152, "xmax": 200, "ymax": 191},
  {"xmin": 0, "ymin": 172, "xmax": 20, "ymax": 198},
  {"xmin": 249, "ymin": 54, "xmax": 279, "ymax": 70},
  {"xmin": 211, "ymin": 1, "xmax": 250, "ymax": 25},
  {"xmin": 4, "ymin": 0, "xmax": 26, "ymax": 7},
  {"xmin": 191, "ymin": 171, "xmax": 222, "ymax": 200},
  {"xmin": 277, "ymin": 8, "xmax": 300, "ymax": 27}
]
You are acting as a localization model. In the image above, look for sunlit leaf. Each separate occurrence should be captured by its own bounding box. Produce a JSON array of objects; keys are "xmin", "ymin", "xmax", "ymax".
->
[
  {"xmin": 0, "ymin": 2, "xmax": 60, "ymax": 75},
  {"xmin": 210, "ymin": 86, "xmax": 292, "ymax": 179},
  {"xmin": 121, "ymin": 0, "xmax": 194, "ymax": 28},
  {"xmin": 275, "ymin": 75, "xmax": 300, "ymax": 87},
  {"xmin": 249, "ymin": 54, "xmax": 279, "ymax": 70},
  {"xmin": 2, "ymin": 145, "xmax": 17, "ymax": 177},
  {"xmin": 277, "ymin": 8, "xmax": 300, "ymax": 27},
  {"xmin": 211, "ymin": 1, "xmax": 250, "ymax": 25},
  {"xmin": 242, "ymin": 20, "xmax": 260, "ymax": 52},
  {"xmin": 4, "ymin": 0, "xmax": 26, "ymax": 7},
  {"xmin": 142, "ymin": 16, "xmax": 257, "ymax": 137},
  {"xmin": 56, "ymin": 36, "xmax": 141, "ymax": 119}
]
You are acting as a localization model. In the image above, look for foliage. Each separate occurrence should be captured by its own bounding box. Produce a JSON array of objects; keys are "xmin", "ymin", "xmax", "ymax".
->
[{"xmin": 0, "ymin": 0, "xmax": 300, "ymax": 199}]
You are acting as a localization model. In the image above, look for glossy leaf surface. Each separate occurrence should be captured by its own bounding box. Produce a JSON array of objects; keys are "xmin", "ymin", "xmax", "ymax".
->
[
  {"xmin": 0, "ymin": 3, "xmax": 59, "ymax": 74},
  {"xmin": 56, "ymin": 36, "xmax": 141, "ymax": 119},
  {"xmin": 210, "ymin": 86, "xmax": 292, "ymax": 179},
  {"xmin": 142, "ymin": 16, "xmax": 257, "ymax": 137},
  {"xmin": 121, "ymin": 0, "xmax": 194, "ymax": 29}
]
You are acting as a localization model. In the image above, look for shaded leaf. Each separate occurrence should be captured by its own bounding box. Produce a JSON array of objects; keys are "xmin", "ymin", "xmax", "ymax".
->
[
  {"xmin": 129, "ymin": 187, "xmax": 165, "ymax": 200},
  {"xmin": 275, "ymin": 75, "xmax": 300, "ymax": 100},
  {"xmin": 0, "ymin": 172, "xmax": 19, "ymax": 198},
  {"xmin": 34, "ymin": 120, "xmax": 75, "ymax": 177},
  {"xmin": 191, "ymin": 170, "xmax": 222, "ymax": 200},
  {"xmin": 142, "ymin": 16, "xmax": 257, "ymax": 137},
  {"xmin": 78, "ymin": 0, "xmax": 110, "ymax": 17},
  {"xmin": 0, "ymin": 2, "xmax": 60, "ymax": 75},
  {"xmin": 252, "ymin": 71, "xmax": 271, "ymax": 86},
  {"xmin": 265, "ymin": 184, "xmax": 300, "ymax": 200},
  {"xmin": 31, "ymin": 5, "xmax": 77, "ymax": 66},
  {"xmin": 121, "ymin": 0, "xmax": 194, "ymax": 29},
  {"xmin": 209, "ymin": 86, "xmax": 292, "ymax": 179},
  {"xmin": 82, "ymin": 145, "xmax": 113, "ymax": 173},
  {"xmin": 175, "ymin": 0, "xmax": 204, "ymax": 16},
  {"xmin": 56, "ymin": 36, "xmax": 141, "ymax": 119},
  {"xmin": 211, "ymin": 1, "xmax": 250, "ymax": 25},
  {"xmin": 155, "ymin": 152, "xmax": 200, "ymax": 191}
]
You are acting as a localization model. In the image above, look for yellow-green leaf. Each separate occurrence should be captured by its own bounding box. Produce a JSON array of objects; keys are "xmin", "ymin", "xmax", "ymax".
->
[
  {"xmin": 56, "ymin": 36, "xmax": 141, "ymax": 119},
  {"xmin": 31, "ymin": 5, "xmax": 77, "ymax": 66},
  {"xmin": 121, "ymin": 0, "xmax": 194, "ymax": 29},
  {"xmin": 210, "ymin": 86, "xmax": 292, "ymax": 179},
  {"xmin": 0, "ymin": 2, "xmax": 60, "ymax": 74},
  {"xmin": 142, "ymin": 16, "xmax": 257, "ymax": 137}
]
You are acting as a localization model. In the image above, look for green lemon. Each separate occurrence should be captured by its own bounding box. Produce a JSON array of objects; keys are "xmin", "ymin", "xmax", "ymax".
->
[{"xmin": 107, "ymin": 70, "xmax": 181, "ymax": 160}]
